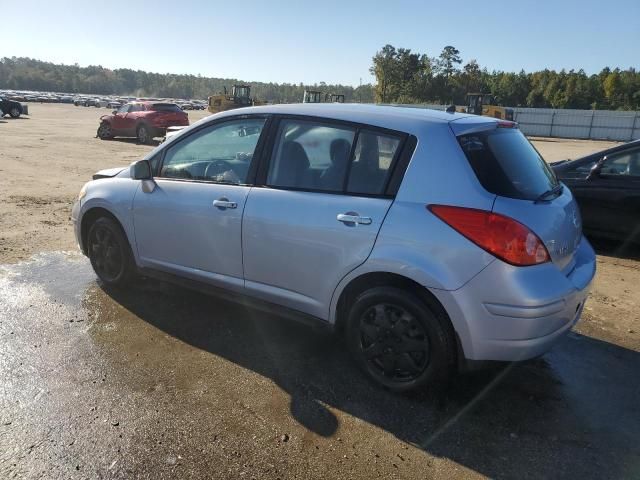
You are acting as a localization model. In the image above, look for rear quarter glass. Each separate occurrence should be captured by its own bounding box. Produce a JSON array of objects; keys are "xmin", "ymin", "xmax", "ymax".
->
[
  {"xmin": 150, "ymin": 103, "xmax": 183, "ymax": 112},
  {"xmin": 458, "ymin": 128, "xmax": 558, "ymax": 201}
]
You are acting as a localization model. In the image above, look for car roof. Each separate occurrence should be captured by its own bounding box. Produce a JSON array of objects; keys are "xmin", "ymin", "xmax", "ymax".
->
[{"xmin": 211, "ymin": 103, "xmax": 488, "ymax": 135}]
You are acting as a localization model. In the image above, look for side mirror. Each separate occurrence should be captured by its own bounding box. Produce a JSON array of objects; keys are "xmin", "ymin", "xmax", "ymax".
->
[
  {"xmin": 131, "ymin": 160, "xmax": 152, "ymax": 180},
  {"xmin": 112, "ymin": 110, "xmax": 118, "ymax": 115},
  {"xmin": 587, "ymin": 157, "xmax": 605, "ymax": 180}
]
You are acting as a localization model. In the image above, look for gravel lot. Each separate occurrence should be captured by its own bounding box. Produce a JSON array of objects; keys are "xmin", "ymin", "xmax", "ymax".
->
[{"xmin": 0, "ymin": 104, "xmax": 638, "ymax": 479}]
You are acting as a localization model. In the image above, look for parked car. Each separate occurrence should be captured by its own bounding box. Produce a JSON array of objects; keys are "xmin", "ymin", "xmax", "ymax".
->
[
  {"xmin": 0, "ymin": 96, "xmax": 24, "ymax": 118},
  {"xmin": 96, "ymin": 101, "xmax": 189, "ymax": 144},
  {"xmin": 552, "ymin": 139, "xmax": 640, "ymax": 244},
  {"xmin": 73, "ymin": 104, "xmax": 596, "ymax": 391}
]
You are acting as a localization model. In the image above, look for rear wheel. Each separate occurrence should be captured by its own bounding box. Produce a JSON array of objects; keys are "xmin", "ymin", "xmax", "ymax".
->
[
  {"xmin": 97, "ymin": 122, "xmax": 114, "ymax": 140},
  {"xmin": 9, "ymin": 106, "xmax": 21, "ymax": 118},
  {"xmin": 346, "ymin": 287, "xmax": 453, "ymax": 392},
  {"xmin": 137, "ymin": 124, "xmax": 151, "ymax": 144},
  {"xmin": 87, "ymin": 217, "xmax": 135, "ymax": 287}
]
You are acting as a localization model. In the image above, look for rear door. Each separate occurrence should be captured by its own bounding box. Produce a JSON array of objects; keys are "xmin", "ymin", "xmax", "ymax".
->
[
  {"xmin": 242, "ymin": 117, "xmax": 407, "ymax": 320},
  {"xmin": 148, "ymin": 103, "xmax": 189, "ymax": 128},
  {"xmin": 456, "ymin": 124, "xmax": 582, "ymax": 273}
]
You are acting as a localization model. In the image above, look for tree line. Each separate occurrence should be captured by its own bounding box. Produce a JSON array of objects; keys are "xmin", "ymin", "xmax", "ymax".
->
[
  {"xmin": 2, "ymin": 52, "xmax": 639, "ymax": 110},
  {"xmin": 0, "ymin": 57, "xmax": 374, "ymax": 103},
  {"xmin": 371, "ymin": 44, "xmax": 640, "ymax": 110}
]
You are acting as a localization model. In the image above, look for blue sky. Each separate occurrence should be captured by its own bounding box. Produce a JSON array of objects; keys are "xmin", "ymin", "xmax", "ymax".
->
[{"xmin": 1, "ymin": 0, "xmax": 638, "ymax": 86}]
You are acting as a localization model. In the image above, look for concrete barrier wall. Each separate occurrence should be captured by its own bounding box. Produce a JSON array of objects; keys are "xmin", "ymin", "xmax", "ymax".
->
[
  {"xmin": 387, "ymin": 104, "xmax": 640, "ymax": 141},
  {"xmin": 512, "ymin": 108, "xmax": 639, "ymax": 141}
]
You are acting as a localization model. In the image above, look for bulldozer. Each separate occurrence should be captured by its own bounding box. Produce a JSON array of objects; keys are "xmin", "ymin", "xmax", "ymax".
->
[
  {"xmin": 302, "ymin": 90, "xmax": 345, "ymax": 103},
  {"xmin": 460, "ymin": 93, "xmax": 514, "ymax": 121},
  {"xmin": 208, "ymin": 84, "xmax": 263, "ymax": 114}
]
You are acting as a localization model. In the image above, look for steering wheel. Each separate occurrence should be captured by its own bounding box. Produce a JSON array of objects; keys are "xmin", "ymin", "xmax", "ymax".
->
[{"xmin": 205, "ymin": 160, "xmax": 231, "ymax": 179}]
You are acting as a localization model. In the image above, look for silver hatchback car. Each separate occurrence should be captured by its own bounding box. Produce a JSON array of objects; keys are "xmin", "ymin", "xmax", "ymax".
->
[{"xmin": 72, "ymin": 104, "xmax": 596, "ymax": 391}]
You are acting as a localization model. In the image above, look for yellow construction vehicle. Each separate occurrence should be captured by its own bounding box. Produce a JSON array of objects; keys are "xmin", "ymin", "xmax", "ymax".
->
[
  {"xmin": 302, "ymin": 90, "xmax": 345, "ymax": 103},
  {"xmin": 461, "ymin": 93, "xmax": 514, "ymax": 121},
  {"xmin": 303, "ymin": 90, "xmax": 323, "ymax": 103},
  {"xmin": 208, "ymin": 85, "xmax": 263, "ymax": 114}
]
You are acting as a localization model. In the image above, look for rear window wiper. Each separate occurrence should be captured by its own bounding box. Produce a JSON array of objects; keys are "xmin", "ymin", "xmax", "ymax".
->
[{"xmin": 534, "ymin": 183, "xmax": 563, "ymax": 203}]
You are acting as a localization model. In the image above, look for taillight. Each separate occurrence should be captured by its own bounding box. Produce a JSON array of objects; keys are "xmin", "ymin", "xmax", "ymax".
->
[{"xmin": 428, "ymin": 205, "xmax": 550, "ymax": 266}]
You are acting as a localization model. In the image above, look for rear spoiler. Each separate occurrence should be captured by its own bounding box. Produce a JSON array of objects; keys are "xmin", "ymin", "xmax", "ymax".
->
[{"xmin": 449, "ymin": 116, "xmax": 518, "ymax": 136}]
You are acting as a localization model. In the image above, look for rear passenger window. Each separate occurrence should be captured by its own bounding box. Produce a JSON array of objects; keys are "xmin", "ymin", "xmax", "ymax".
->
[
  {"xmin": 347, "ymin": 131, "xmax": 400, "ymax": 195},
  {"xmin": 267, "ymin": 120, "xmax": 355, "ymax": 191}
]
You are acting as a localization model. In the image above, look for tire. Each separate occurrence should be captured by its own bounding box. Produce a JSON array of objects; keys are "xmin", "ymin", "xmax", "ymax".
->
[
  {"xmin": 87, "ymin": 217, "xmax": 136, "ymax": 287},
  {"xmin": 9, "ymin": 106, "xmax": 21, "ymax": 118},
  {"xmin": 345, "ymin": 286, "xmax": 454, "ymax": 392},
  {"xmin": 136, "ymin": 124, "xmax": 151, "ymax": 144},
  {"xmin": 97, "ymin": 122, "xmax": 114, "ymax": 140}
]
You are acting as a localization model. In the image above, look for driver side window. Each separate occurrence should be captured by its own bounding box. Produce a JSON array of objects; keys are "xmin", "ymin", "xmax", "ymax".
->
[
  {"xmin": 117, "ymin": 104, "xmax": 129, "ymax": 114},
  {"xmin": 600, "ymin": 149, "xmax": 640, "ymax": 177},
  {"xmin": 159, "ymin": 118, "xmax": 266, "ymax": 184}
]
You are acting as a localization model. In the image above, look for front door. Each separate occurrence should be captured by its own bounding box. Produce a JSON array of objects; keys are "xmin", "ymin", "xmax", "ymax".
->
[
  {"xmin": 567, "ymin": 146, "xmax": 640, "ymax": 240},
  {"xmin": 242, "ymin": 118, "xmax": 405, "ymax": 319},
  {"xmin": 133, "ymin": 116, "xmax": 268, "ymax": 292}
]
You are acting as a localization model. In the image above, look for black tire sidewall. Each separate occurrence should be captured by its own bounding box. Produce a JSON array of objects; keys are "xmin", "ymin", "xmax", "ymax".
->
[
  {"xmin": 97, "ymin": 122, "xmax": 112, "ymax": 139},
  {"xmin": 346, "ymin": 287, "xmax": 451, "ymax": 392},
  {"xmin": 9, "ymin": 107, "xmax": 21, "ymax": 118},
  {"xmin": 87, "ymin": 217, "xmax": 134, "ymax": 287},
  {"xmin": 137, "ymin": 124, "xmax": 150, "ymax": 144}
]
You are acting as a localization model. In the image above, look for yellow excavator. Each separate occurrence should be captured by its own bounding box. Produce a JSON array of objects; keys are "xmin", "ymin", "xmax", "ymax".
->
[
  {"xmin": 460, "ymin": 93, "xmax": 514, "ymax": 121},
  {"xmin": 208, "ymin": 85, "xmax": 263, "ymax": 114}
]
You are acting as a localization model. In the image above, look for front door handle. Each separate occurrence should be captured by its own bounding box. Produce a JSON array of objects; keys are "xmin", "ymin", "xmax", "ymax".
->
[
  {"xmin": 213, "ymin": 198, "xmax": 237, "ymax": 209},
  {"xmin": 337, "ymin": 213, "xmax": 372, "ymax": 225}
]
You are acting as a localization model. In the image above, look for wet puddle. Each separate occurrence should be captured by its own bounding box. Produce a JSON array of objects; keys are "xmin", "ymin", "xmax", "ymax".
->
[{"xmin": 1, "ymin": 252, "xmax": 639, "ymax": 479}]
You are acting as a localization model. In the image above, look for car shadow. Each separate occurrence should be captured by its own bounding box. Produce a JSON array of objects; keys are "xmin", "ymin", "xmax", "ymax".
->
[
  {"xmin": 587, "ymin": 235, "xmax": 640, "ymax": 261},
  {"xmin": 1, "ymin": 116, "xmax": 30, "ymax": 120},
  {"xmin": 99, "ymin": 137, "xmax": 161, "ymax": 147},
  {"xmin": 97, "ymin": 278, "xmax": 640, "ymax": 479}
]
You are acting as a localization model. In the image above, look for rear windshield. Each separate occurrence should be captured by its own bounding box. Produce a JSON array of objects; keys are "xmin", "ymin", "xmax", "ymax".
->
[
  {"xmin": 150, "ymin": 103, "xmax": 182, "ymax": 112},
  {"xmin": 458, "ymin": 128, "xmax": 558, "ymax": 200}
]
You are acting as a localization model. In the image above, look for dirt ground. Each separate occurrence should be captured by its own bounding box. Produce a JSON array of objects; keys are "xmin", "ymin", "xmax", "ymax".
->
[{"xmin": 1, "ymin": 104, "xmax": 639, "ymax": 479}]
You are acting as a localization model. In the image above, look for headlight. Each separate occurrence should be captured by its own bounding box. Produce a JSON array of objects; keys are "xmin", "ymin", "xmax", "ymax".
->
[{"xmin": 78, "ymin": 183, "xmax": 88, "ymax": 201}]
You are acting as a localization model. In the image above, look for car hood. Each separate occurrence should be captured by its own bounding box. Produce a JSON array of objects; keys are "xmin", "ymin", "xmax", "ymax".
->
[{"xmin": 92, "ymin": 167, "xmax": 126, "ymax": 180}]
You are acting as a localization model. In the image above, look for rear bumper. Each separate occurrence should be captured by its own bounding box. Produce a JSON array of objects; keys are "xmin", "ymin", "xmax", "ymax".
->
[{"xmin": 433, "ymin": 236, "xmax": 596, "ymax": 362}]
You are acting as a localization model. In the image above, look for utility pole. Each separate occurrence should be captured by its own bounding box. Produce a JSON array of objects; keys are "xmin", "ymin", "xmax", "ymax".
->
[{"xmin": 359, "ymin": 77, "xmax": 362, "ymax": 103}]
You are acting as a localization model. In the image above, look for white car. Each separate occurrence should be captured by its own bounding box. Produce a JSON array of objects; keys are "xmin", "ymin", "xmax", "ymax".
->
[{"xmin": 72, "ymin": 104, "xmax": 596, "ymax": 391}]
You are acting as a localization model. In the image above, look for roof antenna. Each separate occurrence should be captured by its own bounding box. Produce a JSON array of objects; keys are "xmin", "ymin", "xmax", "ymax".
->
[{"xmin": 445, "ymin": 105, "xmax": 456, "ymax": 114}]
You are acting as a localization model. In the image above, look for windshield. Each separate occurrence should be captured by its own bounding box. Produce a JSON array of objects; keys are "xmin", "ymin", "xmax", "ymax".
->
[{"xmin": 458, "ymin": 128, "xmax": 558, "ymax": 201}]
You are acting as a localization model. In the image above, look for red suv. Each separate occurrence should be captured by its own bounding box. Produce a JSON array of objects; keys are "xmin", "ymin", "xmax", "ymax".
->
[{"xmin": 97, "ymin": 102, "xmax": 189, "ymax": 144}]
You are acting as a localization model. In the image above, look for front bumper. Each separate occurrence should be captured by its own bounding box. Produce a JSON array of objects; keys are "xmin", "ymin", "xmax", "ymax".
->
[
  {"xmin": 434, "ymin": 236, "xmax": 596, "ymax": 362},
  {"xmin": 71, "ymin": 200, "xmax": 84, "ymax": 253}
]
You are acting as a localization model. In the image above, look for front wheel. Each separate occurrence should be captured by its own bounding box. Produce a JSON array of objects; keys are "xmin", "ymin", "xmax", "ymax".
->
[
  {"xmin": 87, "ymin": 217, "xmax": 135, "ymax": 287},
  {"xmin": 97, "ymin": 122, "xmax": 113, "ymax": 140},
  {"xmin": 137, "ymin": 124, "xmax": 151, "ymax": 144},
  {"xmin": 346, "ymin": 287, "xmax": 454, "ymax": 392},
  {"xmin": 9, "ymin": 106, "xmax": 21, "ymax": 118}
]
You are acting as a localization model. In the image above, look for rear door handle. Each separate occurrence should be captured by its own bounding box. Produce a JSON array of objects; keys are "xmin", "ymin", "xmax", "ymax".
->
[
  {"xmin": 213, "ymin": 198, "xmax": 237, "ymax": 209},
  {"xmin": 337, "ymin": 213, "xmax": 372, "ymax": 225}
]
